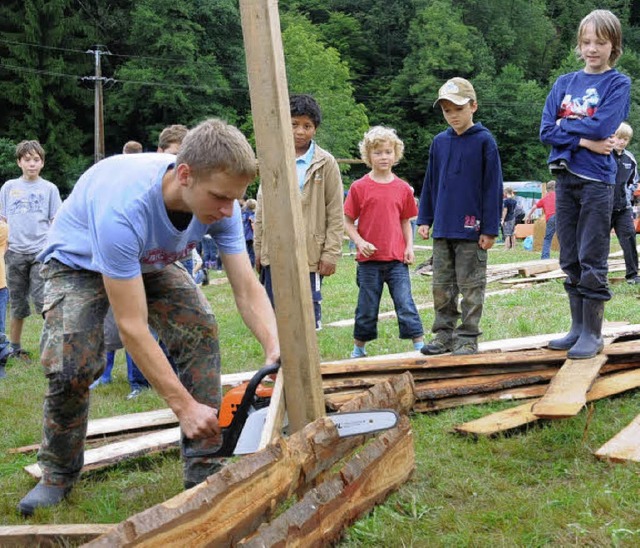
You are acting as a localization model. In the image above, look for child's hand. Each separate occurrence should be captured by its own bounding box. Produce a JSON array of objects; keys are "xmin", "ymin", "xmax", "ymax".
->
[
  {"xmin": 417, "ymin": 225, "xmax": 430, "ymax": 240},
  {"xmin": 478, "ymin": 234, "xmax": 496, "ymax": 250},
  {"xmin": 357, "ymin": 241, "xmax": 377, "ymax": 258},
  {"xmin": 404, "ymin": 248, "xmax": 415, "ymax": 265}
]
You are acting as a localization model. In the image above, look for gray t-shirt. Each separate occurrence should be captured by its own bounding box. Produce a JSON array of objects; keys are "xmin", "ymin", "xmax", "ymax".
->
[{"xmin": 0, "ymin": 177, "xmax": 62, "ymax": 254}]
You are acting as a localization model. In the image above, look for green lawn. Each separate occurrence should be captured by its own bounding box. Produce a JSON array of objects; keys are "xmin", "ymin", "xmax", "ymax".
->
[{"xmin": 1, "ymin": 239, "xmax": 640, "ymax": 547}]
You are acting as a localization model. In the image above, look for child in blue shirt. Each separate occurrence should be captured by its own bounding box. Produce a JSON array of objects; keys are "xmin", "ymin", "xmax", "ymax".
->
[{"xmin": 540, "ymin": 9, "xmax": 631, "ymax": 359}]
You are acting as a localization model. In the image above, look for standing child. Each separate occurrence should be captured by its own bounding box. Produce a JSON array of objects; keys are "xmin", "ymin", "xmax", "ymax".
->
[
  {"xmin": 0, "ymin": 140, "xmax": 62, "ymax": 359},
  {"xmin": 501, "ymin": 187, "xmax": 517, "ymax": 250},
  {"xmin": 242, "ymin": 198, "xmax": 257, "ymax": 267},
  {"xmin": 344, "ymin": 126, "xmax": 424, "ymax": 358},
  {"xmin": 0, "ymin": 220, "xmax": 11, "ymax": 377},
  {"xmin": 417, "ymin": 77, "xmax": 503, "ymax": 356},
  {"xmin": 611, "ymin": 122, "xmax": 639, "ymax": 284},
  {"xmin": 540, "ymin": 9, "xmax": 631, "ymax": 359},
  {"xmin": 254, "ymin": 94, "xmax": 344, "ymax": 331}
]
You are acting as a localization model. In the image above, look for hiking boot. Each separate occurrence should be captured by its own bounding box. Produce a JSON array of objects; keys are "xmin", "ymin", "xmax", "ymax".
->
[
  {"xmin": 453, "ymin": 342, "xmax": 478, "ymax": 355},
  {"xmin": 18, "ymin": 481, "xmax": 72, "ymax": 516},
  {"xmin": 420, "ymin": 339, "xmax": 452, "ymax": 355}
]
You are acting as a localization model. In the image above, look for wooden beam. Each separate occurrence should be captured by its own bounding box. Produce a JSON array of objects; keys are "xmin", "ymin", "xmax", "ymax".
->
[
  {"xmin": 258, "ymin": 368, "xmax": 286, "ymax": 450},
  {"xmin": 239, "ymin": 0, "xmax": 325, "ymax": 431},
  {"xmin": 238, "ymin": 416, "xmax": 414, "ymax": 547},
  {"xmin": 0, "ymin": 524, "xmax": 113, "ymax": 546},
  {"xmin": 531, "ymin": 355, "xmax": 607, "ymax": 419},
  {"xmin": 594, "ymin": 414, "xmax": 640, "ymax": 463},
  {"xmin": 454, "ymin": 367, "xmax": 640, "ymax": 436}
]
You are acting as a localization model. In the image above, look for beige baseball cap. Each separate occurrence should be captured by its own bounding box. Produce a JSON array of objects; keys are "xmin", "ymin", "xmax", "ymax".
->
[{"xmin": 434, "ymin": 77, "xmax": 477, "ymax": 107}]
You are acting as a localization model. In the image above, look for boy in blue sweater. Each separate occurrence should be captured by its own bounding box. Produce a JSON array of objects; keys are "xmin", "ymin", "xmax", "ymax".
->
[
  {"xmin": 540, "ymin": 9, "xmax": 630, "ymax": 359},
  {"xmin": 417, "ymin": 77, "xmax": 503, "ymax": 355}
]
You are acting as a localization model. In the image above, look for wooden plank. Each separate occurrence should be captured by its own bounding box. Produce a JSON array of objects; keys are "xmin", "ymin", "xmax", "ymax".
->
[
  {"xmin": 531, "ymin": 355, "xmax": 607, "ymax": 418},
  {"xmin": 594, "ymin": 414, "xmax": 640, "ymax": 463},
  {"xmin": 238, "ymin": 416, "xmax": 414, "ymax": 547},
  {"xmin": 25, "ymin": 427, "xmax": 181, "ymax": 479},
  {"xmin": 518, "ymin": 261, "xmax": 559, "ymax": 277},
  {"xmin": 239, "ymin": 0, "xmax": 325, "ymax": 431},
  {"xmin": 414, "ymin": 385, "xmax": 547, "ymax": 413},
  {"xmin": 0, "ymin": 525, "xmax": 113, "ymax": 546},
  {"xmin": 455, "ymin": 367, "xmax": 640, "ymax": 436},
  {"xmin": 258, "ymin": 369, "xmax": 286, "ymax": 450},
  {"xmin": 86, "ymin": 377, "xmax": 412, "ymax": 547}
]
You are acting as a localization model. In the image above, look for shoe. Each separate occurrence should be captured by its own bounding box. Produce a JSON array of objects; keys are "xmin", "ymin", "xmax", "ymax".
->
[
  {"xmin": 626, "ymin": 276, "xmax": 640, "ymax": 285},
  {"xmin": 315, "ymin": 321, "xmax": 322, "ymax": 332},
  {"xmin": 420, "ymin": 339, "xmax": 452, "ymax": 355},
  {"xmin": 17, "ymin": 481, "xmax": 72, "ymax": 516},
  {"xmin": 89, "ymin": 377, "xmax": 112, "ymax": 390},
  {"xmin": 548, "ymin": 294, "xmax": 583, "ymax": 351},
  {"xmin": 126, "ymin": 388, "xmax": 143, "ymax": 400},
  {"xmin": 567, "ymin": 299, "xmax": 605, "ymax": 359},
  {"xmin": 0, "ymin": 344, "xmax": 13, "ymax": 363},
  {"xmin": 8, "ymin": 347, "xmax": 31, "ymax": 361},
  {"xmin": 201, "ymin": 269, "xmax": 210, "ymax": 286},
  {"xmin": 0, "ymin": 364, "xmax": 5, "ymax": 379},
  {"xmin": 452, "ymin": 342, "xmax": 478, "ymax": 356},
  {"xmin": 350, "ymin": 346, "xmax": 367, "ymax": 358}
]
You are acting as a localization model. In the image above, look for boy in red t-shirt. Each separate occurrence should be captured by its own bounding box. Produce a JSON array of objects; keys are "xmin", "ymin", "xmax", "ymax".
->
[
  {"xmin": 525, "ymin": 180, "xmax": 557, "ymax": 259},
  {"xmin": 344, "ymin": 126, "xmax": 424, "ymax": 358}
]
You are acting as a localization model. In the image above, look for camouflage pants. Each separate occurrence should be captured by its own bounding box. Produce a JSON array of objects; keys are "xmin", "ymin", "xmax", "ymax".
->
[
  {"xmin": 37, "ymin": 260, "xmax": 221, "ymax": 488},
  {"xmin": 431, "ymin": 239, "xmax": 487, "ymax": 346}
]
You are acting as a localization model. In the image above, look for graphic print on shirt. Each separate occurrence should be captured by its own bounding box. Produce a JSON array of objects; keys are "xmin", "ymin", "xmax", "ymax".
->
[
  {"xmin": 7, "ymin": 189, "xmax": 46, "ymax": 215},
  {"xmin": 141, "ymin": 241, "xmax": 196, "ymax": 268},
  {"xmin": 558, "ymin": 87, "xmax": 599, "ymax": 119}
]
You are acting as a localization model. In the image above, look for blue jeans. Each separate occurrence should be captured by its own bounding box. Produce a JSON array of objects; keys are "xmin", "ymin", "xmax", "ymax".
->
[
  {"xmin": 353, "ymin": 261, "xmax": 423, "ymax": 342},
  {"xmin": 541, "ymin": 214, "xmax": 557, "ymax": 259},
  {"xmin": 555, "ymin": 172, "xmax": 614, "ymax": 301},
  {"xmin": 0, "ymin": 287, "xmax": 9, "ymax": 350}
]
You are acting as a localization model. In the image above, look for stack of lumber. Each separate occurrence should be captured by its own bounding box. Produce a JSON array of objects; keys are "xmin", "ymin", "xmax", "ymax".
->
[{"xmin": 320, "ymin": 324, "xmax": 640, "ymax": 414}]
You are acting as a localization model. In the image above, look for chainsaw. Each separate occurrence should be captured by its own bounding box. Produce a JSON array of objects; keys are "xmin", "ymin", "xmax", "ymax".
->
[{"xmin": 183, "ymin": 363, "xmax": 398, "ymax": 458}]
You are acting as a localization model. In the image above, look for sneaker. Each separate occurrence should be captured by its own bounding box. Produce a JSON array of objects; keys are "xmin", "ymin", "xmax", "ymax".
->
[
  {"xmin": 420, "ymin": 339, "xmax": 452, "ymax": 356},
  {"xmin": 126, "ymin": 388, "xmax": 143, "ymax": 400},
  {"xmin": 350, "ymin": 346, "xmax": 367, "ymax": 358},
  {"xmin": 8, "ymin": 347, "xmax": 31, "ymax": 361},
  {"xmin": 452, "ymin": 342, "xmax": 478, "ymax": 356},
  {"xmin": 315, "ymin": 321, "xmax": 322, "ymax": 332},
  {"xmin": 89, "ymin": 377, "xmax": 112, "ymax": 390},
  {"xmin": 626, "ymin": 276, "xmax": 640, "ymax": 285},
  {"xmin": 0, "ymin": 344, "xmax": 13, "ymax": 364}
]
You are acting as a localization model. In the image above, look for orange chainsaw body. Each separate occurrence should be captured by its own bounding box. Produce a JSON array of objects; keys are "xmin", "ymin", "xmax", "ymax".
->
[{"xmin": 219, "ymin": 381, "xmax": 273, "ymax": 428}]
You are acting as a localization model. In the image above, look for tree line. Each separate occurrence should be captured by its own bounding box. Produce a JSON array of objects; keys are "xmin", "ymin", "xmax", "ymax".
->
[{"xmin": 1, "ymin": 0, "xmax": 639, "ymax": 196}]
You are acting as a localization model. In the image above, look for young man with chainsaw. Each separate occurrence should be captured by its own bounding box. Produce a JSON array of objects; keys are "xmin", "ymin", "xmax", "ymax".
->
[{"xmin": 18, "ymin": 118, "xmax": 280, "ymax": 516}]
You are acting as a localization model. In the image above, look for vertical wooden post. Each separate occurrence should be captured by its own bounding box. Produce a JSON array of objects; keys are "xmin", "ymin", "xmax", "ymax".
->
[{"xmin": 239, "ymin": 0, "xmax": 325, "ymax": 430}]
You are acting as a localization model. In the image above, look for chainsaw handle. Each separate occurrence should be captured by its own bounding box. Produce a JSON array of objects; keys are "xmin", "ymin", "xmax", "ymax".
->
[{"xmin": 184, "ymin": 362, "xmax": 281, "ymax": 459}]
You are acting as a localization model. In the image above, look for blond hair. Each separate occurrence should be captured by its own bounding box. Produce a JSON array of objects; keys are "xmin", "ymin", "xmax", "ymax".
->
[
  {"xmin": 358, "ymin": 126, "xmax": 404, "ymax": 168},
  {"xmin": 16, "ymin": 140, "xmax": 45, "ymax": 161},
  {"xmin": 615, "ymin": 122, "xmax": 633, "ymax": 141},
  {"xmin": 123, "ymin": 141, "xmax": 143, "ymax": 154},
  {"xmin": 576, "ymin": 9, "xmax": 623, "ymax": 66},
  {"xmin": 176, "ymin": 118, "xmax": 257, "ymax": 179},
  {"xmin": 158, "ymin": 124, "xmax": 189, "ymax": 152}
]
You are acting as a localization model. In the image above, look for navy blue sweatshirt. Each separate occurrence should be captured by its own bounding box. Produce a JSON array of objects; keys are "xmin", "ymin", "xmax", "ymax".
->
[
  {"xmin": 417, "ymin": 123, "xmax": 503, "ymax": 240},
  {"xmin": 540, "ymin": 69, "xmax": 630, "ymax": 184}
]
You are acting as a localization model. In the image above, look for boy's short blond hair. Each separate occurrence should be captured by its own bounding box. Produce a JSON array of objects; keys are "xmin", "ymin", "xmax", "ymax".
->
[
  {"xmin": 615, "ymin": 122, "xmax": 633, "ymax": 140},
  {"xmin": 176, "ymin": 118, "xmax": 257, "ymax": 180},
  {"xmin": 359, "ymin": 126, "xmax": 404, "ymax": 168},
  {"xmin": 504, "ymin": 187, "xmax": 514, "ymax": 196},
  {"xmin": 245, "ymin": 198, "xmax": 257, "ymax": 211},
  {"xmin": 123, "ymin": 141, "xmax": 143, "ymax": 154},
  {"xmin": 576, "ymin": 9, "xmax": 623, "ymax": 66},
  {"xmin": 16, "ymin": 140, "xmax": 45, "ymax": 161},
  {"xmin": 158, "ymin": 124, "xmax": 189, "ymax": 151}
]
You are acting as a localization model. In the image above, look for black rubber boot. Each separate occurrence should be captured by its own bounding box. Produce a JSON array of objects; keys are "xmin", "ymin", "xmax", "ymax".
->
[
  {"xmin": 567, "ymin": 299, "xmax": 605, "ymax": 360},
  {"xmin": 17, "ymin": 482, "xmax": 72, "ymax": 517},
  {"xmin": 548, "ymin": 294, "xmax": 583, "ymax": 350}
]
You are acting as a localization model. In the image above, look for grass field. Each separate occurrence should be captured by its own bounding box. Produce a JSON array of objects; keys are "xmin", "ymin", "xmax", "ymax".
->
[{"xmin": 1, "ymin": 239, "xmax": 639, "ymax": 546}]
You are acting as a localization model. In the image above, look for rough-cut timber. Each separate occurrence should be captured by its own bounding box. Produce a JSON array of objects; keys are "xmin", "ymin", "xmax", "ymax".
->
[
  {"xmin": 238, "ymin": 416, "xmax": 414, "ymax": 547},
  {"xmin": 25, "ymin": 427, "xmax": 181, "ymax": 479},
  {"xmin": 594, "ymin": 414, "xmax": 640, "ymax": 463},
  {"xmin": 455, "ymin": 368, "xmax": 640, "ymax": 436},
  {"xmin": 85, "ymin": 377, "xmax": 412, "ymax": 547},
  {"xmin": 531, "ymin": 355, "xmax": 607, "ymax": 418},
  {"xmin": 414, "ymin": 385, "xmax": 548, "ymax": 412},
  {"xmin": 0, "ymin": 524, "xmax": 113, "ymax": 546}
]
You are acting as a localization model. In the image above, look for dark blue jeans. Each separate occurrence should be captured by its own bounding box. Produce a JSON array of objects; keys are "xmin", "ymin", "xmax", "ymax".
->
[
  {"xmin": 555, "ymin": 172, "xmax": 614, "ymax": 301},
  {"xmin": 541, "ymin": 214, "xmax": 557, "ymax": 259},
  {"xmin": 611, "ymin": 207, "xmax": 638, "ymax": 280},
  {"xmin": 353, "ymin": 261, "xmax": 423, "ymax": 342}
]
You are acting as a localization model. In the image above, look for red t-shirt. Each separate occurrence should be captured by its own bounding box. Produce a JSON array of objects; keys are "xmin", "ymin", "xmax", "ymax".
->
[
  {"xmin": 344, "ymin": 174, "xmax": 418, "ymax": 262},
  {"xmin": 535, "ymin": 191, "xmax": 556, "ymax": 221}
]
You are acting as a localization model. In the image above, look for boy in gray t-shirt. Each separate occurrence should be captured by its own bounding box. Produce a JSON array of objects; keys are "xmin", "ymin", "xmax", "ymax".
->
[{"xmin": 0, "ymin": 140, "xmax": 61, "ymax": 359}]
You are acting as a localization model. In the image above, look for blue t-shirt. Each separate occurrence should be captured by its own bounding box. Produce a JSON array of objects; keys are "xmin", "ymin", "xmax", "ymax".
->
[{"xmin": 38, "ymin": 153, "xmax": 245, "ymax": 279}]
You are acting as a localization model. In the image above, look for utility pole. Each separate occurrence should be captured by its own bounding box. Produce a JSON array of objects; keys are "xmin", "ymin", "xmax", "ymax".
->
[{"xmin": 85, "ymin": 45, "xmax": 110, "ymax": 163}]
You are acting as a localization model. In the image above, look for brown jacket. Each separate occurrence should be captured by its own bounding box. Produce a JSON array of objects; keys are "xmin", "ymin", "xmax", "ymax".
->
[{"xmin": 254, "ymin": 144, "xmax": 343, "ymax": 271}]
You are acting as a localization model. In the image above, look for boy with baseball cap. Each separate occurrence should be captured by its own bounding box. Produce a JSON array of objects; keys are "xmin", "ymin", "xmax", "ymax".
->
[{"xmin": 417, "ymin": 77, "xmax": 503, "ymax": 355}]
